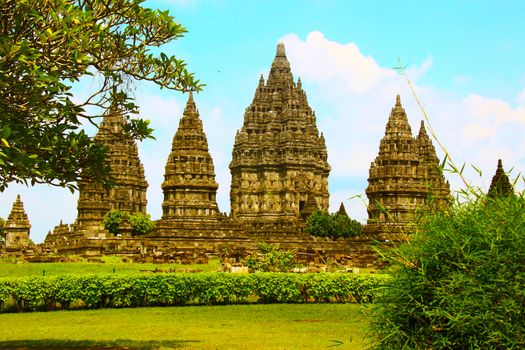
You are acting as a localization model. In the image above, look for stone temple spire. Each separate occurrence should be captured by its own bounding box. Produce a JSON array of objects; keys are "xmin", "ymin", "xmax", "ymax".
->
[
  {"xmin": 488, "ymin": 159, "xmax": 514, "ymax": 197},
  {"xmin": 185, "ymin": 91, "xmax": 197, "ymax": 113},
  {"xmin": 417, "ymin": 120, "xmax": 450, "ymax": 203},
  {"xmin": 417, "ymin": 121, "xmax": 438, "ymax": 164},
  {"xmin": 366, "ymin": 95, "xmax": 450, "ymax": 227},
  {"xmin": 371, "ymin": 95, "xmax": 419, "ymax": 170},
  {"xmin": 337, "ymin": 202, "xmax": 348, "ymax": 217},
  {"xmin": 4, "ymin": 195, "xmax": 31, "ymax": 249},
  {"xmin": 268, "ymin": 42, "xmax": 293, "ymax": 85},
  {"xmin": 76, "ymin": 109, "xmax": 148, "ymax": 236},
  {"xmin": 384, "ymin": 94, "xmax": 413, "ymax": 141},
  {"xmin": 161, "ymin": 93, "xmax": 220, "ymax": 221},
  {"xmin": 230, "ymin": 43, "xmax": 330, "ymax": 223}
]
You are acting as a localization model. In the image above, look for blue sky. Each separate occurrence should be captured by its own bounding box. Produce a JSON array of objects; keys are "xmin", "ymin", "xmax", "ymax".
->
[{"xmin": 2, "ymin": 0, "xmax": 525, "ymax": 243}]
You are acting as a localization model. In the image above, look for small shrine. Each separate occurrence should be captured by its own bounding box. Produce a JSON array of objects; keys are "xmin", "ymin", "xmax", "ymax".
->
[{"xmin": 4, "ymin": 195, "xmax": 31, "ymax": 249}]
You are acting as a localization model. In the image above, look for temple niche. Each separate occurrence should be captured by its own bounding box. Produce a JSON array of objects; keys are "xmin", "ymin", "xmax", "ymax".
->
[
  {"xmin": 4, "ymin": 195, "xmax": 31, "ymax": 249},
  {"xmin": 229, "ymin": 43, "xmax": 331, "ymax": 222},
  {"xmin": 160, "ymin": 93, "xmax": 221, "ymax": 222},
  {"xmin": 365, "ymin": 95, "xmax": 450, "ymax": 233},
  {"xmin": 75, "ymin": 109, "xmax": 148, "ymax": 236}
]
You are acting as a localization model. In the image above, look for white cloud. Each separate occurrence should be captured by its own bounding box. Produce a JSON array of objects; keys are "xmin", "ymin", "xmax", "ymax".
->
[
  {"xmin": 279, "ymin": 31, "xmax": 525, "ymax": 218},
  {"xmin": 518, "ymin": 88, "xmax": 525, "ymax": 106},
  {"xmin": 405, "ymin": 57, "xmax": 434, "ymax": 81},
  {"xmin": 464, "ymin": 93, "xmax": 525, "ymax": 124},
  {"xmin": 281, "ymin": 31, "xmax": 397, "ymax": 95},
  {"xmin": 463, "ymin": 123, "xmax": 497, "ymax": 141},
  {"xmin": 453, "ymin": 74, "xmax": 471, "ymax": 86}
]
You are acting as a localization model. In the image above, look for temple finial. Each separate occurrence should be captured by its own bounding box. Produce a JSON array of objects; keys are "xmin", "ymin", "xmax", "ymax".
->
[
  {"xmin": 276, "ymin": 42, "xmax": 286, "ymax": 57},
  {"xmin": 497, "ymin": 158, "xmax": 503, "ymax": 169},
  {"xmin": 269, "ymin": 42, "xmax": 292, "ymax": 82},
  {"xmin": 184, "ymin": 91, "xmax": 197, "ymax": 114},
  {"xmin": 418, "ymin": 120, "xmax": 428, "ymax": 138},
  {"xmin": 396, "ymin": 94, "xmax": 401, "ymax": 106}
]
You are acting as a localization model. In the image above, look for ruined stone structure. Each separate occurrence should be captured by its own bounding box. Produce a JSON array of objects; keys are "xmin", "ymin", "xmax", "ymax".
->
[
  {"xmin": 30, "ymin": 45, "xmax": 460, "ymax": 268},
  {"xmin": 230, "ymin": 43, "xmax": 330, "ymax": 222},
  {"xmin": 76, "ymin": 110, "xmax": 148, "ymax": 236},
  {"xmin": 488, "ymin": 159, "xmax": 514, "ymax": 197},
  {"xmin": 4, "ymin": 195, "xmax": 31, "ymax": 249},
  {"xmin": 37, "ymin": 221, "xmax": 73, "ymax": 255},
  {"xmin": 365, "ymin": 95, "xmax": 450, "ymax": 235},
  {"xmin": 160, "ymin": 93, "xmax": 220, "ymax": 222}
]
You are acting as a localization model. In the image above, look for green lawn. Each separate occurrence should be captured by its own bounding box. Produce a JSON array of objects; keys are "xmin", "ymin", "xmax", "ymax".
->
[
  {"xmin": 0, "ymin": 304, "xmax": 372, "ymax": 349},
  {"xmin": 0, "ymin": 256, "xmax": 220, "ymax": 278}
]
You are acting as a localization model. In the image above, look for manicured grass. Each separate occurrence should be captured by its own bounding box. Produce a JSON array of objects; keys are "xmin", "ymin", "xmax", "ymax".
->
[
  {"xmin": 0, "ymin": 257, "xmax": 220, "ymax": 278},
  {"xmin": 0, "ymin": 303, "xmax": 372, "ymax": 349}
]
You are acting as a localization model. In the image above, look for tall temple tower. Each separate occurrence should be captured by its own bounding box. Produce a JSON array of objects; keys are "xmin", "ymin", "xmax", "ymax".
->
[
  {"xmin": 229, "ymin": 43, "xmax": 330, "ymax": 222},
  {"xmin": 161, "ymin": 93, "xmax": 220, "ymax": 222},
  {"xmin": 4, "ymin": 195, "xmax": 31, "ymax": 249},
  {"xmin": 75, "ymin": 110, "xmax": 148, "ymax": 235},
  {"xmin": 366, "ymin": 95, "xmax": 449, "ymax": 228}
]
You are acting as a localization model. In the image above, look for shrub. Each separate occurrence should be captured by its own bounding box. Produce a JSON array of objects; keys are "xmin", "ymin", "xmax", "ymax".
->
[
  {"xmin": 304, "ymin": 211, "xmax": 333, "ymax": 238},
  {"xmin": 128, "ymin": 213, "xmax": 155, "ymax": 235},
  {"xmin": 371, "ymin": 194, "xmax": 525, "ymax": 349},
  {"xmin": 103, "ymin": 210, "xmax": 126, "ymax": 235},
  {"xmin": 246, "ymin": 242, "xmax": 297, "ymax": 272},
  {"xmin": 332, "ymin": 212, "xmax": 363, "ymax": 238},
  {"xmin": 103, "ymin": 211, "xmax": 155, "ymax": 235},
  {"xmin": 305, "ymin": 210, "xmax": 362, "ymax": 239},
  {"xmin": 0, "ymin": 273, "xmax": 388, "ymax": 312}
]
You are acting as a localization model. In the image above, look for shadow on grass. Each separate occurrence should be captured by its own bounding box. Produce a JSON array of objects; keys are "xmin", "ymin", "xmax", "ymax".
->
[{"xmin": 0, "ymin": 339, "xmax": 200, "ymax": 349}]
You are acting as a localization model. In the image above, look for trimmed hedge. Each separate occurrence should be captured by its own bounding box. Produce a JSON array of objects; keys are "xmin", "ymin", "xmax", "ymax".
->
[{"xmin": 0, "ymin": 273, "xmax": 388, "ymax": 312}]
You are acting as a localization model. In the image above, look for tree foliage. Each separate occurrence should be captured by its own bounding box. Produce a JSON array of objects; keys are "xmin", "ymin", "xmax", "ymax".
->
[
  {"xmin": 128, "ymin": 212, "xmax": 155, "ymax": 236},
  {"xmin": 103, "ymin": 210, "xmax": 155, "ymax": 235},
  {"xmin": 0, "ymin": 217, "xmax": 5, "ymax": 241},
  {"xmin": 102, "ymin": 210, "xmax": 126, "ymax": 235},
  {"xmin": 371, "ymin": 194, "xmax": 525, "ymax": 349},
  {"xmin": 304, "ymin": 210, "xmax": 362, "ymax": 239},
  {"xmin": 0, "ymin": 0, "xmax": 202, "ymax": 191}
]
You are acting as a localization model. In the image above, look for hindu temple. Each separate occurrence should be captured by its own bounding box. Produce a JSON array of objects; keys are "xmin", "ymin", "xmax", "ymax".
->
[
  {"xmin": 1, "ymin": 43, "xmax": 458, "ymax": 267},
  {"xmin": 229, "ymin": 43, "xmax": 330, "ymax": 222},
  {"xmin": 160, "ymin": 92, "xmax": 221, "ymax": 223},
  {"xmin": 75, "ymin": 108, "xmax": 148, "ymax": 237},
  {"xmin": 4, "ymin": 195, "xmax": 31, "ymax": 250},
  {"xmin": 365, "ymin": 95, "xmax": 450, "ymax": 237}
]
